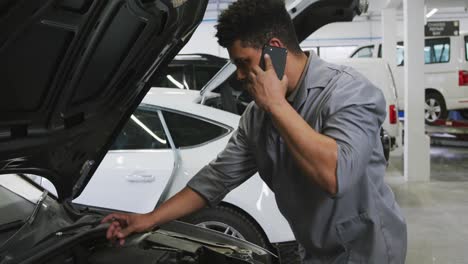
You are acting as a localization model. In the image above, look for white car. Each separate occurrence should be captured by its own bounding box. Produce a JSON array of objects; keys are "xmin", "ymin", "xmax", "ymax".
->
[
  {"xmin": 35, "ymin": 88, "xmax": 295, "ymax": 259},
  {"xmin": 350, "ymin": 33, "xmax": 468, "ymax": 123}
]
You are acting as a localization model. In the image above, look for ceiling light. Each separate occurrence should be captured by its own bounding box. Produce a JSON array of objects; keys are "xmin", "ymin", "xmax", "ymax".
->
[
  {"xmin": 130, "ymin": 115, "xmax": 167, "ymax": 144},
  {"xmin": 166, "ymin": 75, "xmax": 184, "ymax": 89},
  {"xmin": 426, "ymin": 8, "xmax": 438, "ymax": 18}
]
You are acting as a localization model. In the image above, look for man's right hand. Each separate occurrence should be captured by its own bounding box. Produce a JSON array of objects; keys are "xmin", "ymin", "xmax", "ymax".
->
[
  {"xmin": 101, "ymin": 187, "xmax": 207, "ymax": 246},
  {"xmin": 101, "ymin": 213, "xmax": 156, "ymax": 246}
]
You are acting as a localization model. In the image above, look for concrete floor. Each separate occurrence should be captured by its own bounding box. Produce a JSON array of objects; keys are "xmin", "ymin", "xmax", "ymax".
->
[{"xmin": 386, "ymin": 145, "xmax": 468, "ymax": 264}]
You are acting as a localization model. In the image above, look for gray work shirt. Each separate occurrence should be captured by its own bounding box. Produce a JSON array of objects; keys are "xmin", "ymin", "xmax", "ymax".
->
[{"xmin": 187, "ymin": 52, "xmax": 407, "ymax": 263}]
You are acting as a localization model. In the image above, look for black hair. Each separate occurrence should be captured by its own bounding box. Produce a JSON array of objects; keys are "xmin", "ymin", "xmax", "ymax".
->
[{"xmin": 215, "ymin": 0, "xmax": 302, "ymax": 54}]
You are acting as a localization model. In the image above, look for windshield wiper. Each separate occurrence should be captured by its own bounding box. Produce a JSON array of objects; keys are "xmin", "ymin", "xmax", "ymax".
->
[
  {"xmin": 27, "ymin": 190, "xmax": 48, "ymax": 225},
  {"xmin": 33, "ymin": 219, "xmax": 103, "ymax": 247},
  {"xmin": 0, "ymin": 220, "xmax": 24, "ymax": 233}
]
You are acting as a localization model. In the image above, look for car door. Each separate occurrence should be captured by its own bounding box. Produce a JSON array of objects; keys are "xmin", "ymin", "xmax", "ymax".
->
[
  {"xmin": 423, "ymin": 37, "xmax": 462, "ymax": 104},
  {"xmin": 350, "ymin": 45, "xmax": 376, "ymax": 58},
  {"xmin": 375, "ymin": 42, "xmax": 405, "ymax": 108},
  {"xmin": 392, "ymin": 42, "xmax": 405, "ymax": 108},
  {"xmin": 462, "ymin": 35, "xmax": 468, "ymax": 101},
  {"xmin": 73, "ymin": 107, "xmax": 175, "ymax": 214},
  {"xmin": 158, "ymin": 109, "xmax": 233, "ymax": 199}
]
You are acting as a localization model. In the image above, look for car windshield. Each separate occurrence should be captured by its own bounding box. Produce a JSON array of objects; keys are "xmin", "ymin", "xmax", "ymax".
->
[
  {"xmin": 0, "ymin": 185, "xmax": 34, "ymax": 228},
  {"xmin": 0, "ymin": 175, "xmax": 44, "ymax": 221},
  {"xmin": 0, "ymin": 174, "xmax": 92, "ymax": 256}
]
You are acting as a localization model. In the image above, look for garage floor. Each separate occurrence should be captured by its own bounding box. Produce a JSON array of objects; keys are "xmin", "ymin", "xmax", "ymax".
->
[{"xmin": 386, "ymin": 145, "xmax": 468, "ymax": 264}]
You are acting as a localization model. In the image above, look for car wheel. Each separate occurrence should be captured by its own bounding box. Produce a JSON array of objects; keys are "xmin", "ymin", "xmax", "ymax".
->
[
  {"xmin": 425, "ymin": 92, "xmax": 447, "ymax": 124},
  {"xmin": 459, "ymin": 109, "xmax": 468, "ymax": 120},
  {"xmin": 183, "ymin": 205, "xmax": 273, "ymax": 264}
]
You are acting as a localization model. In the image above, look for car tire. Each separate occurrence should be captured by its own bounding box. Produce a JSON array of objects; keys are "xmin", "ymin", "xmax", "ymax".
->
[
  {"xmin": 459, "ymin": 109, "xmax": 468, "ymax": 120},
  {"xmin": 425, "ymin": 92, "xmax": 447, "ymax": 124},
  {"xmin": 182, "ymin": 205, "xmax": 273, "ymax": 264}
]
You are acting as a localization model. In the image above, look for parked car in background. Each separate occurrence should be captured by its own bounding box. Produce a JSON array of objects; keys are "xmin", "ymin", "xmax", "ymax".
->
[{"xmin": 350, "ymin": 33, "xmax": 468, "ymax": 124}]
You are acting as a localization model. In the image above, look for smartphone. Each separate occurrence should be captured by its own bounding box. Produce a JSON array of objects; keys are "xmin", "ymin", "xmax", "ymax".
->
[{"xmin": 259, "ymin": 45, "xmax": 288, "ymax": 80}]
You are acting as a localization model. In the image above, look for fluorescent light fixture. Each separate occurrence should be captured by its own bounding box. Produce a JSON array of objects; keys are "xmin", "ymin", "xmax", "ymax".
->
[
  {"xmin": 426, "ymin": 8, "xmax": 438, "ymax": 18},
  {"xmin": 166, "ymin": 75, "xmax": 184, "ymax": 89},
  {"xmin": 176, "ymin": 55, "xmax": 206, "ymax": 60},
  {"xmin": 130, "ymin": 115, "xmax": 167, "ymax": 144}
]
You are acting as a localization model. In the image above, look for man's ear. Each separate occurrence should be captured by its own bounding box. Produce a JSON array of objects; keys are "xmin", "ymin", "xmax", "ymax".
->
[{"xmin": 268, "ymin": 38, "xmax": 285, "ymax": 48}]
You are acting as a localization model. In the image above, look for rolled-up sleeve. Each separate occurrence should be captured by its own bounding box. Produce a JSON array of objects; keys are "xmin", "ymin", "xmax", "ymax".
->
[
  {"xmin": 187, "ymin": 111, "xmax": 258, "ymax": 206},
  {"xmin": 322, "ymin": 75, "xmax": 386, "ymax": 198}
]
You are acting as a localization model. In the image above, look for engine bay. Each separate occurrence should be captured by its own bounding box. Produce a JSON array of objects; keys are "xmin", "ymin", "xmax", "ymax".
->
[{"xmin": 0, "ymin": 175, "xmax": 271, "ymax": 264}]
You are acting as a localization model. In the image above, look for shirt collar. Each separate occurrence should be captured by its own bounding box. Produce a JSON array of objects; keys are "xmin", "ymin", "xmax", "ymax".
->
[
  {"xmin": 304, "ymin": 51, "xmax": 336, "ymax": 89},
  {"xmin": 287, "ymin": 52, "xmax": 311, "ymax": 103},
  {"xmin": 291, "ymin": 51, "xmax": 336, "ymax": 110}
]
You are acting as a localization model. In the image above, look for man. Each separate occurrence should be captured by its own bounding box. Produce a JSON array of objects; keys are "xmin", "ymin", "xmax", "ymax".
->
[{"xmin": 103, "ymin": 0, "xmax": 407, "ymax": 263}]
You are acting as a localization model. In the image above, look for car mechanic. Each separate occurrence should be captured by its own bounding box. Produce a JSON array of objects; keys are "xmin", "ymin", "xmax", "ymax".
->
[{"xmin": 103, "ymin": 0, "xmax": 408, "ymax": 263}]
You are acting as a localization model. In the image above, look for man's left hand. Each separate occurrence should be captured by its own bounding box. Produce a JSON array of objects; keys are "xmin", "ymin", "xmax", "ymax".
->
[{"xmin": 248, "ymin": 54, "xmax": 289, "ymax": 113}]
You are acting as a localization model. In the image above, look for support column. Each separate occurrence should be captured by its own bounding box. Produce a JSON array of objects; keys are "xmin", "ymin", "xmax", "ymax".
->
[
  {"xmin": 403, "ymin": 0, "xmax": 430, "ymax": 181},
  {"xmin": 381, "ymin": 8, "xmax": 397, "ymax": 70}
]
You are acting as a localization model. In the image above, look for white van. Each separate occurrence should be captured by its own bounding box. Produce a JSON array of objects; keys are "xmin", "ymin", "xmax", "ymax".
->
[{"xmin": 350, "ymin": 34, "xmax": 468, "ymax": 124}]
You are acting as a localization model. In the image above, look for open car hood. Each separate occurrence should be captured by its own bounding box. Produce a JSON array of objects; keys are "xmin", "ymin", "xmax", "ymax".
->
[
  {"xmin": 288, "ymin": 0, "xmax": 367, "ymax": 42},
  {"xmin": 0, "ymin": 0, "xmax": 208, "ymax": 201},
  {"xmin": 201, "ymin": 0, "xmax": 368, "ymax": 96},
  {"xmin": 0, "ymin": 174, "xmax": 275, "ymax": 263}
]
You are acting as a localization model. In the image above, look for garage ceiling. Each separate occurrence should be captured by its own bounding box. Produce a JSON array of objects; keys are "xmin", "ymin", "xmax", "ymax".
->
[
  {"xmin": 208, "ymin": 0, "xmax": 468, "ymax": 13},
  {"xmin": 205, "ymin": 0, "xmax": 468, "ymax": 21},
  {"xmin": 367, "ymin": 0, "xmax": 468, "ymax": 11}
]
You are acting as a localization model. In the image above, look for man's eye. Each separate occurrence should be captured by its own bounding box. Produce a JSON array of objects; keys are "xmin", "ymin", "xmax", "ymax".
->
[
  {"xmin": 234, "ymin": 59, "xmax": 249, "ymax": 68},
  {"xmin": 241, "ymin": 61, "xmax": 251, "ymax": 69}
]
